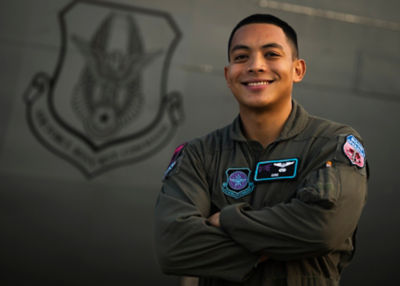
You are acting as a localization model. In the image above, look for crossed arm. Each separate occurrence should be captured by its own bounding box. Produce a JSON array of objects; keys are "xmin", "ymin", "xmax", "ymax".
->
[{"xmin": 154, "ymin": 143, "xmax": 367, "ymax": 281}]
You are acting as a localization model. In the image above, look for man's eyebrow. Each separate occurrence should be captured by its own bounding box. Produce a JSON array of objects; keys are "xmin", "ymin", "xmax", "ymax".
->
[
  {"xmin": 230, "ymin": 43, "xmax": 284, "ymax": 54},
  {"xmin": 230, "ymin": 44, "xmax": 250, "ymax": 53},
  {"xmin": 261, "ymin": 43, "xmax": 284, "ymax": 50}
]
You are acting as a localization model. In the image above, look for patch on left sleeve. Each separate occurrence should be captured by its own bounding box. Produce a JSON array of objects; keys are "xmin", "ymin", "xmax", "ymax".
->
[
  {"xmin": 163, "ymin": 143, "xmax": 187, "ymax": 180},
  {"xmin": 343, "ymin": 135, "xmax": 365, "ymax": 168}
]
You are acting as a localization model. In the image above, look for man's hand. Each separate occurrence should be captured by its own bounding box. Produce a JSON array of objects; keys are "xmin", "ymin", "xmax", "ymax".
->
[
  {"xmin": 208, "ymin": 212, "xmax": 268, "ymax": 263},
  {"xmin": 208, "ymin": 212, "xmax": 221, "ymax": 227}
]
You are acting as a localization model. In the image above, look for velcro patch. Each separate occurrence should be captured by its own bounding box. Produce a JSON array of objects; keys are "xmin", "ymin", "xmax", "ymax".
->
[
  {"xmin": 222, "ymin": 168, "xmax": 254, "ymax": 199},
  {"xmin": 163, "ymin": 143, "xmax": 187, "ymax": 180},
  {"xmin": 343, "ymin": 135, "xmax": 365, "ymax": 168},
  {"xmin": 254, "ymin": 158, "xmax": 298, "ymax": 181}
]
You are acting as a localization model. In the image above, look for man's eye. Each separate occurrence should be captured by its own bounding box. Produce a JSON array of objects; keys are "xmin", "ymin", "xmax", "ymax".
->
[
  {"xmin": 234, "ymin": 54, "xmax": 248, "ymax": 61},
  {"xmin": 265, "ymin": 52, "xmax": 279, "ymax": 58}
]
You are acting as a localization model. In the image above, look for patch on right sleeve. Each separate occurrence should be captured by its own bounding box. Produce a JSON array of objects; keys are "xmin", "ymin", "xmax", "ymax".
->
[{"xmin": 163, "ymin": 143, "xmax": 187, "ymax": 180}]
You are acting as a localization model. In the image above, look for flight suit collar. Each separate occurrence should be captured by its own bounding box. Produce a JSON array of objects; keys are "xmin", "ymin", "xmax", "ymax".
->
[{"xmin": 229, "ymin": 100, "xmax": 309, "ymax": 143}]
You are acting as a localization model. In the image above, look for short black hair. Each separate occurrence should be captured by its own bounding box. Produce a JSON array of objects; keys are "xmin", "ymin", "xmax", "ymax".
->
[{"xmin": 227, "ymin": 14, "xmax": 299, "ymax": 61}]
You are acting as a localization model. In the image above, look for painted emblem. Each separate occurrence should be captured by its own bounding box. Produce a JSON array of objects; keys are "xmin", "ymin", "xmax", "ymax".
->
[
  {"xmin": 23, "ymin": 1, "xmax": 183, "ymax": 177},
  {"xmin": 254, "ymin": 158, "xmax": 298, "ymax": 181},
  {"xmin": 343, "ymin": 135, "xmax": 365, "ymax": 168},
  {"xmin": 222, "ymin": 168, "xmax": 254, "ymax": 199}
]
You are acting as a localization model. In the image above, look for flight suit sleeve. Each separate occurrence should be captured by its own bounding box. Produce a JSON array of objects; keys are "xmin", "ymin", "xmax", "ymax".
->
[
  {"xmin": 219, "ymin": 134, "xmax": 368, "ymax": 261},
  {"xmin": 154, "ymin": 142, "xmax": 259, "ymax": 282}
]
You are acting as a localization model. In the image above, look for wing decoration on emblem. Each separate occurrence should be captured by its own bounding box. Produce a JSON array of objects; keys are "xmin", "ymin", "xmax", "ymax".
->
[
  {"xmin": 274, "ymin": 161, "xmax": 295, "ymax": 168},
  {"xmin": 231, "ymin": 177, "xmax": 247, "ymax": 185},
  {"xmin": 71, "ymin": 35, "xmax": 161, "ymax": 85}
]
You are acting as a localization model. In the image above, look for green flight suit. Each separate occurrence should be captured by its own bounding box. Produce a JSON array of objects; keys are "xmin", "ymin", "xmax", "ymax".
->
[{"xmin": 154, "ymin": 101, "xmax": 368, "ymax": 286}]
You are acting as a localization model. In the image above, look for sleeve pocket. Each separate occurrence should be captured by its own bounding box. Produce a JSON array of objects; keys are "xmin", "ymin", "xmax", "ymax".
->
[{"xmin": 296, "ymin": 166, "xmax": 339, "ymax": 209}]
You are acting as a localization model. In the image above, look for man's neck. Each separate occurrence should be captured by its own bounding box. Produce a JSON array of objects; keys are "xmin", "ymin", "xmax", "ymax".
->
[{"xmin": 239, "ymin": 100, "xmax": 292, "ymax": 148}]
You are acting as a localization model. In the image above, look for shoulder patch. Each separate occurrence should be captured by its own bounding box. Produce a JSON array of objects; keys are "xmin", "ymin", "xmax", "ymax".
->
[
  {"xmin": 163, "ymin": 143, "xmax": 187, "ymax": 180},
  {"xmin": 343, "ymin": 135, "xmax": 365, "ymax": 168}
]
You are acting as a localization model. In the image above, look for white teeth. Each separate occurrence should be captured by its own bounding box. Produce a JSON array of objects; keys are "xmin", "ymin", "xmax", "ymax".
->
[{"xmin": 247, "ymin": 81, "xmax": 269, "ymax": 86}]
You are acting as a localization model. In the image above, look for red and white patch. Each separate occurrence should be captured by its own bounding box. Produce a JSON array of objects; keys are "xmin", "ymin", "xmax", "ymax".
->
[{"xmin": 343, "ymin": 135, "xmax": 365, "ymax": 168}]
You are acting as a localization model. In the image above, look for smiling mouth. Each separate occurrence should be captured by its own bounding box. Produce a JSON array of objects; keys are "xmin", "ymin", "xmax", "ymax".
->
[{"xmin": 243, "ymin": 80, "xmax": 274, "ymax": 86}]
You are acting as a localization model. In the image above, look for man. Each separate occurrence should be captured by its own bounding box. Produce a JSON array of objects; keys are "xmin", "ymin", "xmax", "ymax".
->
[{"xmin": 154, "ymin": 14, "xmax": 368, "ymax": 286}]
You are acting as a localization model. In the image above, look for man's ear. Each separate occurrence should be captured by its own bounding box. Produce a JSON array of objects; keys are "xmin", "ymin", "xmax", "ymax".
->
[
  {"xmin": 293, "ymin": 59, "xmax": 306, "ymax": 83},
  {"xmin": 224, "ymin": 66, "xmax": 231, "ymax": 88}
]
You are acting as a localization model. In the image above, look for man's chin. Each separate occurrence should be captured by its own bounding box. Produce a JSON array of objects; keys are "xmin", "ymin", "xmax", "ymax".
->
[
  {"xmin": 240, "ymin": 102, "xmax": 275, "ymax": 113},
  {"xmin": 238, "ymin": 97, "xmax": 292, "ymax": 113}
]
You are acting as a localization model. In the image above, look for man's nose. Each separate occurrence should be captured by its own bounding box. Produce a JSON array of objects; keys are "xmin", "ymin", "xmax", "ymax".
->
[{"xmin": 247, "ymin": 53, "xmax": 266, "ymax": 73}]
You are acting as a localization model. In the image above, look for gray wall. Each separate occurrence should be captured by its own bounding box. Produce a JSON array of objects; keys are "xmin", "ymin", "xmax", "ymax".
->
[{"xmin": 1, "ymin": 0, "xmax": 399, "ymax": 285}]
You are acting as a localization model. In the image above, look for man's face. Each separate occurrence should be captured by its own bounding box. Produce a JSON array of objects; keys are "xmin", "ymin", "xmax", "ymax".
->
[{"xmin": 224, "ymin": 23, "xmax": 305, "ymax": 111}]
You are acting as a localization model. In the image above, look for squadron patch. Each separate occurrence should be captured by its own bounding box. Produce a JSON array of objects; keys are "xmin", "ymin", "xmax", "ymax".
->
[
  {"xmin": 222, "ymin": 168, "xmax": 254, "ymax": 199},
  {"xmin": 343, "ymin": 135, "xmax": 365, "ymax": 168},
  {"xmin": 163, "ymin": 143, "xmax": 187, "ymax": 180},
  {"xmin": 254, "ymin": 158, "xmax": 298, "ymax": 181}
]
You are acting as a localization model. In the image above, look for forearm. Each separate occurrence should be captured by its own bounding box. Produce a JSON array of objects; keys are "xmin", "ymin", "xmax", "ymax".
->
[
  {"xmin": 154, "ymin": 192, "xmax": 259, "ymax": 282},
  {"xmin": 219, "ymin": 163, "xmax": 367, "ymax": 261}
]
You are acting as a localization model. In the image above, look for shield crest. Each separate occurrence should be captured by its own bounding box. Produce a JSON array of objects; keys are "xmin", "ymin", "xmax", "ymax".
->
[{"xmin": 24, "ymin": 0, "xmax": 183, "ymax": 177}]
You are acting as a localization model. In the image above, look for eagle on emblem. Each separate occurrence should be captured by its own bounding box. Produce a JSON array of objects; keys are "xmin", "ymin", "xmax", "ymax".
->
[
  {"xmin": 71, "ymin": 13, "xmax": 161, "ymax": 140},
  {"xmin": 230, "ymin": 176, "xmax": 247, "ymax": 189}
]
